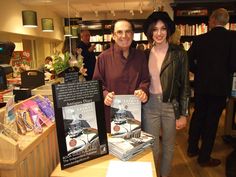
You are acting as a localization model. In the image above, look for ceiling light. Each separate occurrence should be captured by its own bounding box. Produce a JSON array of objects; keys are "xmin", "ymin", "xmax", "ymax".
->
[
  {"xmin": 139, "ymin": 0, "xmax": 143, "ymax": 14},
  {"xmin": 71, "ymin": 26, "xmax": 78, "ymax": 38},
  {"xmin": 64, "ymin": 26, "xmax": 72, "ymax": 37},
  {"xmin": 111, "ymin": 10, "xmax": 115, "ymax": 16},
  {"xmin": 75, "ymin": 12, "xmax": 80, "ymax": 17},
  {"xmin": 130, "ymin": 10, "xmax": 134, "ymax": 16},
  {"xmin": 95, "ymin": 11, "xmax": 98, "ymax": 17}
]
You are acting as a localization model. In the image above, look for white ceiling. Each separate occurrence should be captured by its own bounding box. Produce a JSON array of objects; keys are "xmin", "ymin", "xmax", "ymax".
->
[{"xmin": 18, "ymin": 0, "xmax": 174, "ymax": 20}]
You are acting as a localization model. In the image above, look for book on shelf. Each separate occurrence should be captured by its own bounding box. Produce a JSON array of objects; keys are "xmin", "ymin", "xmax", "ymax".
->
[
  {"xmin": 90, "ymin": 35, "xmax": 103, "ymax": 42},
  {"xmin": 108, "ymin": 131, "xmax": 155, "ymax": 161},
  {"xmin": 52, "ymin": 80, "xmax": 108, "ymax": 170},
  {"xmin": 104, "ymin": 34, "xmax": 112, "ymax": 42},
  {"xmin": 133, "ymin": 33, "xmax": 141, "ymax": 41},
  {"xmin": 176, "ymin": 9, "xmax": 208, "ymax": 16},
  {"xmin": 177, "ymin": 23, "xmax": 208, "ymax": 36},
  {"xmin": 110, "ymin": 95, "xmax": 141, "ymax": 138},
  {"xmin": 141, "ymin": 32, "xmax": 147, "ymax": 41}
]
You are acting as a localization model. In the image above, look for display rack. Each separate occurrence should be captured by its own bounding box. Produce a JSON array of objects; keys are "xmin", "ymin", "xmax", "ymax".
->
[{"xmin": 0, "ymin": 95, "xmax": 59, "ymax": 177}]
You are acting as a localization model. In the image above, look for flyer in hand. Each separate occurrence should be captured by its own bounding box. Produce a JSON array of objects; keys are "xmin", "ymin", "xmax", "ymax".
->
[
  {"xmin": 110, "ymin": 95, "xmax": 141, "ymax": 138},
  {"xmin": 52, "ymin": 80, "xmax": 108, "ymax": 170}
]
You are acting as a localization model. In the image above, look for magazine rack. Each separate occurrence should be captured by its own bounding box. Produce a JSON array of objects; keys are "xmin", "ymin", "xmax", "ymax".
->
[{"xmin": 0, "ymin": 95, "xmax": 59, "ymax": 177}]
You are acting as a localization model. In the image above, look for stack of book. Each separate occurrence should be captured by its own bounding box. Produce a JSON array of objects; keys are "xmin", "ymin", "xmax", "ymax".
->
[{"xmin": 108, "ymin": 131, "xmax": 155, "ymax": 161}]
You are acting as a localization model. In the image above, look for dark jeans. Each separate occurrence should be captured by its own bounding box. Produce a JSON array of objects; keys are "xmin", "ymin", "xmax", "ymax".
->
[{"xmin": 188, "ymin": 93, "xmax": 227, "ymax": 163}]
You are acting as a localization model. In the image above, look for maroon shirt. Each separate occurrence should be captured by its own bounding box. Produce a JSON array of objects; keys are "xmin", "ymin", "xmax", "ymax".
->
[{"xmin": 93, "ymin": 44, "xmax": 150, "ymax": 132}]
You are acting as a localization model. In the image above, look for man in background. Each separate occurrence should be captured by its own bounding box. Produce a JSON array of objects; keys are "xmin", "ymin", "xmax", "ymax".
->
[
  {"xmin": 77, "ymin": 30, "xmax": 96, "ymax": 80},
  {"xmin": 187, "ymin": 8, "xmax": 236, "ymax": 167}
]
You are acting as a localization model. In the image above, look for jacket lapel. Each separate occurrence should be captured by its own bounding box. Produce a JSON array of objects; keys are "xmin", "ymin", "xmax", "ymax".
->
[{"xmin": 160, "ymin": 46, "xmax": 173, "ymax": 75}]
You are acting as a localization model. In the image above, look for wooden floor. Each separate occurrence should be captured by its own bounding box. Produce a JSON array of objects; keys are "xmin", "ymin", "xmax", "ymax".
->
[{"xmin": 168, "ymin": 109, "xmax": 234, "ymax": 177}]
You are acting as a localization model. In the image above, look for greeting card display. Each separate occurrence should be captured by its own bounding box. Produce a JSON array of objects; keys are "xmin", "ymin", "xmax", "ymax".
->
[
  {"xmin": 110, "ymin": 95, "xmax": 141, "ymax": 138},
  {"xmin": 52, "ymin": 80, "xmax": 108, "ymax": 169}
]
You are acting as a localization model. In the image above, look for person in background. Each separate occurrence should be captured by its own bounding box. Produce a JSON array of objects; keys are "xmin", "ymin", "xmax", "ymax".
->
[
  {"xmin": 187, "ymin": 8, "xmax": 236, "ymax": 167},
  {"xmin": 77, "ymin": 30, "xmax": 96, "ymax": 81},
  {"xmin": 93, "ymin": 19, "xmax": 150, "ymax": 132},
  {"xmin": 42, "ymin": 56, "xmax": 53, "ymax": 72},
  {"xmin": 38, "ymin": 56, "xmax": 54, "ymax": 80},
  {"xmin": 142, "ymin": 11, "xmax": 190, "ymax": 177}
]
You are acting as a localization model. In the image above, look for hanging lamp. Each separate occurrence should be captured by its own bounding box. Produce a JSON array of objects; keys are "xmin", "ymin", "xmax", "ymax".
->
[
  {"xmin": 71, "ymin": 26, "xmax": 79, "ymax": 38},
  {"xmin": 22, "ymin": 10, "xmax": 38, "ymax": 27},
  {"xmin": 42, "ymin": 18, "xmax": 54, "ymax": 32}
]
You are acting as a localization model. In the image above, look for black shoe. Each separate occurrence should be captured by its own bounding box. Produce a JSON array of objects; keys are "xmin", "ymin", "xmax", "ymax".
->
[{"xmin": 199, "ymin": 158, "xmax": 221, "ymax": 167}]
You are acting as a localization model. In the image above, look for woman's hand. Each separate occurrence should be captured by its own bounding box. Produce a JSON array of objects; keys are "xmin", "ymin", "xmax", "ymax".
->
[
  {"xmin": 134, "ymin": 89, "xmax": 148, "ymax": 103},
  {"xmin": 176, "ymin": 116, "xmax": 187, "ymax": 130},
  {"xmin": 104, "ymin": 92, "xmax": 115, "ymax": 106}
]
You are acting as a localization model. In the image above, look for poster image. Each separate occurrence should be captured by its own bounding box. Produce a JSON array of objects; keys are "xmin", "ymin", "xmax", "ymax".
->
[
  {"xmin": 52, "ymin": 80, "xmax": 108, "ymax": 169},
  {"xmin": 63, "ymin": 102, "xmax": 99, "ymax": 154},
  {"xmin": 110, "ymin": 95, "xmax": 141, "ymax": 138}
]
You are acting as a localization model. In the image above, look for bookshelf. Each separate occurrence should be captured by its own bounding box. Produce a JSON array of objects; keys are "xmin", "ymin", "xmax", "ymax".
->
[
  {"xmin": 171, "ymin": 1, "xmax": 236, "ymax": 50},
  {"xmin": 81, "ymin": 19, "xmax": 148, "ymax": 54}
]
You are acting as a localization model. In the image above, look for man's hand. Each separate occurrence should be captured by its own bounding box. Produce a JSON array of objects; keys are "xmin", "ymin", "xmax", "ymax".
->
[
  {"xmin": 88, "ymin": 44, "xmax": 96, "ymax": 52},
  {"xmin": 134, "ymin": 89, "xmax": 148, "ymax": 103},
  {"xmin": 104, "ymin": 92, "xmax": 115, "ymax": 106}
]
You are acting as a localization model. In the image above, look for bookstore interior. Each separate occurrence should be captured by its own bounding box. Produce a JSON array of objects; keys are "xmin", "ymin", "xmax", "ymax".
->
[{"xmin": 0, "ymin": 0, "xmax": 236, "ymax": 177}]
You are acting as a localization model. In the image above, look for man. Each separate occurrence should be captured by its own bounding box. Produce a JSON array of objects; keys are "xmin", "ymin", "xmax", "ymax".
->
[
  {"xmin": 77, "ymin": 30, "xmax": 96, "ymax": 80},
  {"xmin": 187, "ymin": 8, "xmax": 236, "ymax": 167},
  {"xmin": 92, "ymin": 19, "xmax": 150, "ymax": 132}
]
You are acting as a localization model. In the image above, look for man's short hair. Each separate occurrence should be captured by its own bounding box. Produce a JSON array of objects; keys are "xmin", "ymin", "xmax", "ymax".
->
[
  {"xmin": 210, "ymin": 8, "xmax": 229, "ymax": 26},
  {"xmin": 110, "ymin": 19, "xmax": 135, "ymax": 33}
]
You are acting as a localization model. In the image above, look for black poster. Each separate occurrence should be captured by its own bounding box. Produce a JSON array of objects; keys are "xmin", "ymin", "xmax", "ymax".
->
[
  {"xmin": 52, "ymin": 80, "xmax": 108, "ymax": 170},
  {"xmin": 64, "ymin": 72, "xmax": 79, "ymax": 83},
  {"xmin": 64, "ymin": 67, "xmax": 80, "ymax": 83}
]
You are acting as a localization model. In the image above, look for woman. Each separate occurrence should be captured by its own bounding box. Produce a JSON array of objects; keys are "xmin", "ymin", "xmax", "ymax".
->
[{"xmin": 142, "ymin": 11, "xmax": 190, "ymax": 177}]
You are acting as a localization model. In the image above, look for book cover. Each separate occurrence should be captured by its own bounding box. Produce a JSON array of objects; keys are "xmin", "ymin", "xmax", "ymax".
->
[
  {"xmin": 110, "ymin": 95, "xmax": 141, "ymax": 138},
  {"xmin": 52, "ymin": 80, "xmax": 108, "ymax": 170}
]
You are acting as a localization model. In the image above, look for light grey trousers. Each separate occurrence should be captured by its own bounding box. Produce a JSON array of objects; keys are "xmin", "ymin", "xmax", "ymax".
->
[{"xmin": 142, "ymin": 93, "xmax": 176, "ymax": 177}]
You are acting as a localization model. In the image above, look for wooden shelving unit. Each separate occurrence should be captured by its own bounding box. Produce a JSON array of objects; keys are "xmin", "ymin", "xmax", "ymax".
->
[{"xmin": 171, "ymin": 1, "xmax": 236, "ymax": 50}]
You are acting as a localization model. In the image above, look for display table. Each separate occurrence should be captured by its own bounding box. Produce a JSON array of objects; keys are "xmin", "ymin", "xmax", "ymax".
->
[{"xmin": 50, "ymin": 148, "xmax": 157, "ymax": 177}]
